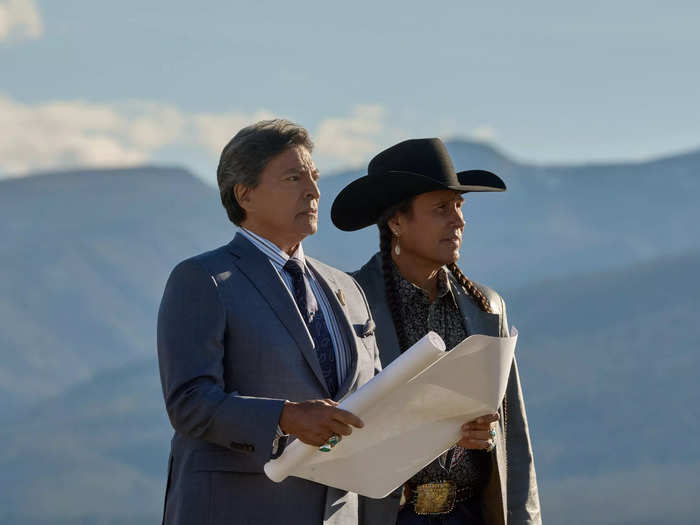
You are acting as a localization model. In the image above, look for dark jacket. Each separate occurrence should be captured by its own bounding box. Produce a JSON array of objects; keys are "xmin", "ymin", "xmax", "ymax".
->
[{"xmin": 353, "ymin": 253, "xmax": 541, "ymax": 525}]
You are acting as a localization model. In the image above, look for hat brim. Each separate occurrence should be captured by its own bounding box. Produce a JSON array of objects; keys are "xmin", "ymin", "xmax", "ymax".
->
[{"xmin": 331, "ymin": 169, "xmax": 506, "ymax": 232}]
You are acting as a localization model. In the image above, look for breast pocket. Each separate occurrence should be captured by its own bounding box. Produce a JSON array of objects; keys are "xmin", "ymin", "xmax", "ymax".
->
[{"xmin": 353, "ymin": 318, "xmax": 376, "ymax": 354}]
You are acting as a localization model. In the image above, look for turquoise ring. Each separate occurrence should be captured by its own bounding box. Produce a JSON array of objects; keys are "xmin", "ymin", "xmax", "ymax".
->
[{"xmin": 319, "ymin": 434, "xmax": 340, "ymax": 452}]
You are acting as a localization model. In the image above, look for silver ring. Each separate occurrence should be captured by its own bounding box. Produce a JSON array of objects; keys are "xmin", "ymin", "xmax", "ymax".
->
[
  {"xmin": 486, "ymin": 439, "xmax": 496, "ymax": 452},
  {"xmin": 489, "ymin": 429, "xmax": 496, "ymax": 439}
]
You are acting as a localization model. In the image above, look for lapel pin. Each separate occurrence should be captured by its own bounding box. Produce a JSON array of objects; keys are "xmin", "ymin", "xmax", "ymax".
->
[{"xmin": 336, "ymin": 289, "xmax": 346, "ymax": 306}]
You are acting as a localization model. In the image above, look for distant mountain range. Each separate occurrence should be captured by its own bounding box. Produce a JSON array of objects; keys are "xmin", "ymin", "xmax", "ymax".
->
[
  {"xmin": 509, "ymin": 251, "xmax": 700, "ymax": 524},
  {"xmin": 0, "ymin": 167, "xmax": 232, "ymax": 416},
  {"xmin": 1, "ymin": 141, "xmax": 698, "ymax": 524}
]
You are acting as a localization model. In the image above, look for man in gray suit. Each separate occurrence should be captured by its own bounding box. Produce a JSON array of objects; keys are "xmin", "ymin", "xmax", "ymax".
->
[{"xmin": 157, "ymin": 119, "xmax": 381, "ymax": 525}]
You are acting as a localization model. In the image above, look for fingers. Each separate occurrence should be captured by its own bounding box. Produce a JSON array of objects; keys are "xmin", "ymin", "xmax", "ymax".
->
[
  {"xmin": 331, "ymin": 408, "xmax": 364, "ymax": 429},
  {"xmin": 281, "ymin": 399, "xmax": 364, "ymax": 447},
  {"xmin": 297, "ymin": 434, "xmax": 340, "ymax": 447},
  {"xmin": 459, "ymin": 413, "xmax": 498, "ymax": 450},
  {"xmin": 295, "ymin": 427, "xmax": 337, "ymax": 447},
  {"xmin": 317, "ymin": 408, "xmax": 363, "ymax": 450},
  {"xmin": 457, "ymin": 437, "xmax": 493, "ymax": 450},
  {"xmin": 462, "ymin": 412, "xmax": 499, "ymax": 431},
  {"xmin": 311, "ymin": 407, "xmax": 362, "ymax": 449},
  {"xmin": 328, "ymin": 419, "xmax": 353, "ymax": 437},
  {"xmin": 462, "ymin": 429, "xmax": 493, "ymax": 441}
]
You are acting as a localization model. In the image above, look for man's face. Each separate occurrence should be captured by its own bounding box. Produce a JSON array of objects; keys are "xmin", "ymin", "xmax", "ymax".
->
[
  {"xmin": 392, "ymin": 190, "xmax": 466, "ymax": 266},
  {"xmin": 238, "ymin": 146, "xmax": 320, "ymax": 248}
]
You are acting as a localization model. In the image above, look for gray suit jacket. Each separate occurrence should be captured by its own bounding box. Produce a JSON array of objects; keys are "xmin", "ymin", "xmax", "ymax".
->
[
  {"xmin": 353, "ymin": 253, "xmax": 541, "ymax": 525},
  {"xmin": 157, "ymin": 233, "xmax": 381, "ymax": 525}
]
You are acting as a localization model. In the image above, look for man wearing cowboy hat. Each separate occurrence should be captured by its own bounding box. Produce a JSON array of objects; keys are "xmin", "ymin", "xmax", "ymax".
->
[
  {"xmin": 157, "ymin": 119, "xmax": 382, "ymax": 525},
  {"xmin": 332, "ymin": 138, "xmax": 541, "ymax": 524}
]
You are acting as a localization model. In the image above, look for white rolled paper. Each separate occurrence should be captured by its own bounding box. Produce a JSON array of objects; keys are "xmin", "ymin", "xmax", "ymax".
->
[{"xmin": 263, "ymin": 331, "xmax": 446, "ymax": 483}]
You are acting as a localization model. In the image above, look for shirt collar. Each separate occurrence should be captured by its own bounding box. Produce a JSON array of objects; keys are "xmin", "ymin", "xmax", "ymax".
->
[
  {"xmin": 392, "ymin": 262, "xmax": 453, "ymax": 302},
  {"xmin": 239, "ymin": 227, "xmax": 305, "ymax": 267}
]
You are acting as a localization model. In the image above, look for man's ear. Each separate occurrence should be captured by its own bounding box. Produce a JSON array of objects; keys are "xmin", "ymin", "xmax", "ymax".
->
[{"xmin": 234, "ymin": 183, "xmax": 253, "ymax": 212}]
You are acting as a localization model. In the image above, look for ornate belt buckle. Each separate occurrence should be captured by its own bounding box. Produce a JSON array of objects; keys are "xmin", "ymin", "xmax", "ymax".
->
[{"xmin": 414, "ymin": 481, "xmax": 457, "ymax": 515}]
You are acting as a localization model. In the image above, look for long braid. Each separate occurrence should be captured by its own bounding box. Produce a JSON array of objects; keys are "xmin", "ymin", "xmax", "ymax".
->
[
  {"xmin": 447, "ymin": 263, "xmax": 492, "ymax": 313},
  {"xmin": 447, "ymin": 262, "xmax": 507, "ymax": 425},
  {"xmin": 379, "ymin": 223, "xmax": 410, "ymax": 351}
]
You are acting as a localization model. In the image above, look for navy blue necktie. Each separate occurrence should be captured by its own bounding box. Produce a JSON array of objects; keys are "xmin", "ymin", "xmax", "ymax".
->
[{"xmin": 284, "ymin": 258, "xmax": 339, "ymax": 397}]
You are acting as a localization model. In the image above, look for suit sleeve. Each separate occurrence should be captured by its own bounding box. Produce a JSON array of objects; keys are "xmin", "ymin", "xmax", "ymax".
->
[
  {"xmin": 157, "ymin": 258, "xmax": 285, "ymax": 470},
  {"xmin": 500, "ymin": 296, "xmax": 542, "ymax": 524}
]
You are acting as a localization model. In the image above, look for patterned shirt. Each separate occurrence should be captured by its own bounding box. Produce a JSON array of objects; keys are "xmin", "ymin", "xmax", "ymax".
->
[{"xmin": 392, "ymin": 263, "xmax": 492, "ymax": 491}]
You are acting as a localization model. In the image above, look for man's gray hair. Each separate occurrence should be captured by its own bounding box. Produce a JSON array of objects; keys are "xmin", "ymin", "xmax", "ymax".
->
[{"xmin": 217, "ymin": 119, "xmax": 314, "ymax": 225}]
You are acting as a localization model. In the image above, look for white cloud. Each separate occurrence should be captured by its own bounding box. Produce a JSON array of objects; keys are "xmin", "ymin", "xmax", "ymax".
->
[
  {"xmin": 471, "ymin": 125, "xmax": 497, "ymax": 142},
  {"xmin": 0, "ymin": 96, "xmax": 187, "ymax": 175},
  {"xmin": 0, "ymin": 0, "xmax": 43, "ymax": 42},
  {"xmin": 434, "ymin": 118, "xmax": 498, "ymax": 144},
  {"xmin": 0, "ymin": 94, "xmax": 394, "ymax": 177},
  {"xmin": 121, "ymin": 101, "xmax": 186, "ymax": 150},
  {"xmin": 193, "ymin": 109, "xmax": 276, "ymax": 155},
  {"xmin": 314, "ymin": 105, "xmax": 388, "ymax": 168},
  {"xmin": 0, "ymin": 94, "xmax": 283, "ymax": 176}
]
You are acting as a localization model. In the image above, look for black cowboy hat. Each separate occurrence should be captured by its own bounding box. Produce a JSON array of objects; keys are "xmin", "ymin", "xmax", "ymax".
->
[{"xmin": 331, "ymin": 138, "xmax": 506, "ymax": 231}]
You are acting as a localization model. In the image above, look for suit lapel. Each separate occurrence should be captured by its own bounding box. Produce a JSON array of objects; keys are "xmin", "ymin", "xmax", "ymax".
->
[
  {"xmin": 306, "ymin": 260, "xmax": 359, "ymax": 401},
  {"xmin": 449, "ymin": 272, "xmax": 501, "ymax": 336},
  {"xmin": 227, "ymin": 233, "xmax": 329, "ymax": 395}
]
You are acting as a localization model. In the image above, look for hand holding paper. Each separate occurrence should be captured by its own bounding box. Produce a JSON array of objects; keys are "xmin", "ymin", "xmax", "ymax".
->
[
  {"xmin": 279, "ymin": 399, "xmax": 364, "ymax": 447},
  {"xmin": 264, "ymin": 330, "xmax": 517, "ymax": 498}
]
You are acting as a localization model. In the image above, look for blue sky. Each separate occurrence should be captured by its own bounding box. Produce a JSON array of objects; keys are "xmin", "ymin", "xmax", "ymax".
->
[{"xmin": 2, "ymin": 0, "xmax": 699, "ymax": 184}]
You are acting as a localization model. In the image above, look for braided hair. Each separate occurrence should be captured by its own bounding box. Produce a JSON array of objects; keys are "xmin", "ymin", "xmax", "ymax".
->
[
  {"xmin": 377, "ymin": 198, "xmax": 492, "ymax": 352},
  {"xmin": 379, "ymin": 221, "xmax": 410, "ymax": 351},
  {"xmin": 446, "ymin": 263, "xmax": 492, "ymax": 314}
]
